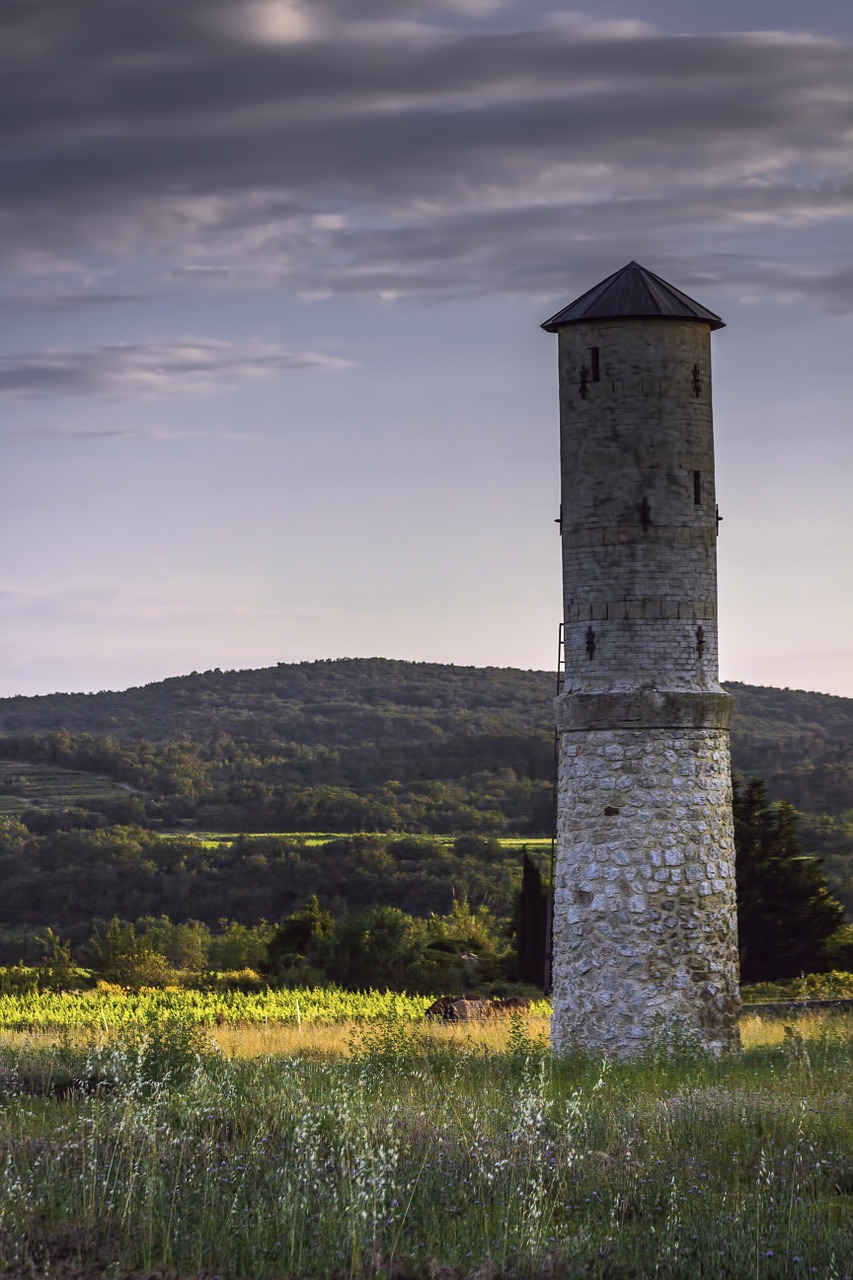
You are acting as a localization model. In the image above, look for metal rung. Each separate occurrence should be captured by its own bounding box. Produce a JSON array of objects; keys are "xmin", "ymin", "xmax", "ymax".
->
[{"xmin": 544, "ymin": 621, "xmax": 563, "ymax": 996}]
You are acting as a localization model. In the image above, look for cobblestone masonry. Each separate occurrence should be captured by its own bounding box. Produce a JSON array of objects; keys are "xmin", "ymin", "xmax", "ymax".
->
[
  {"xmin": 552, "ymin": 728, "xmax": 740, "ymax": 1056},
  {"xmin": 549, "ymin": 303, "xmax": 741, "ymax": 1057}
]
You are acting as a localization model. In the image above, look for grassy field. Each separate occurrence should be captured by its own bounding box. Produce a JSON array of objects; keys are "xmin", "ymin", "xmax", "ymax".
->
[{"xmin": 0, "ymin": 998, "xmax": 851, "ymax": 1278}]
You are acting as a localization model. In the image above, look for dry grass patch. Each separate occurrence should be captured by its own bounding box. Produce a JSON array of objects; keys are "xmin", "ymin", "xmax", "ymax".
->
[{"xmin": 4, "ymin": 1009, "xmax": 853, "ymax": 1060}]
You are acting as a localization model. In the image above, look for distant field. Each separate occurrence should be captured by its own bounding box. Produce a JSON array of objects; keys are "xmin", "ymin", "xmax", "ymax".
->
[
  {"xmin": 155, "ymin": 830, "xmax": 555, "ymax": 851},
  {"xmin": 0, "ymin": 760, "xmax": 133, "ymax": 815}
]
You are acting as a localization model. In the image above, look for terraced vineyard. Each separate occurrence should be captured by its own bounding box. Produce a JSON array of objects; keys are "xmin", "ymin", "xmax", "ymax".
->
[{"xmin": 0, "ymin": 760, "xmax": 135, "ymax": 816}]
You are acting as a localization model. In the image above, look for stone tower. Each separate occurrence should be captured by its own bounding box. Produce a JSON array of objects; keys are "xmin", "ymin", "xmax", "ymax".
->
[{"xmin": 542, "ymin": 262, "xmax": 740, "ymax": 1058}]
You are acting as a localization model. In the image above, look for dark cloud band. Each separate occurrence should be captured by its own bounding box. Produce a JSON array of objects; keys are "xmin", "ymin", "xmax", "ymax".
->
[
  {"xmin": 1, "ymin": 2, "xmax": 852, "ymax": 310},
  {"xmin": 0, "ymin": 339, "xmax": 352, "ymax": 399}
]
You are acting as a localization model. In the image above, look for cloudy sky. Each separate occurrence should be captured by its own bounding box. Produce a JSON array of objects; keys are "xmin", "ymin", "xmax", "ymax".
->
[{"xmin": 2, "ymin": 0, "xmax": 852, "ymax": 698}]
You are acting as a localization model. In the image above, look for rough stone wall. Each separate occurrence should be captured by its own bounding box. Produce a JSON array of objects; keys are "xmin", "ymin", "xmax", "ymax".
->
[
  {"xmin": 557, "ymin": 318, "xmax": 722, "ymax": 698},
  {"xmin": 551, "ymin": 727, "xmax": 740, "ymax": 1057},
  {"xmin": 551, "ymin": 312, "xmax": 740, "ymax": 1058}
]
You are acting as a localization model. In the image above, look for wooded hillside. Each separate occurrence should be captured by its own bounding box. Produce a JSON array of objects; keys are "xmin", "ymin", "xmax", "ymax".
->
[
  {"xmin": 0, "ymin": 659, "xmax": 849, "ymax": 913},
  {"xmin": 0, "ymin": 659, "xmax": 851, "ymax": 813}
]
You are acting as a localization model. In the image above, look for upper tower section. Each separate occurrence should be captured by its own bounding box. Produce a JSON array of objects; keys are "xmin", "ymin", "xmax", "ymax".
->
[{"xmin": 543, "ymin": 263, "xmax": 730, "ymax": 728}]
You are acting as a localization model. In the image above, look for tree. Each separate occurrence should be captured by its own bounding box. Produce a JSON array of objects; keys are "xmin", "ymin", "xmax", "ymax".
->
[
  {"xmin": 136, "ymin": 916, "xmax": 210, "ymax": 973},
  {"xmin": 734, "ymin": 777, "xmax": 845, "ymax": 982},
  {"xmin": 35, "ymin": 928, "xmax": 76, "ymax": 991},
  {"xmin": 209, "ymin": 920, "xmax": 274, "ymax": 971},
  {"xmin": 87, "ymin": 917, "xmax": 178, "ymax": 989},
  {"xmin": 265, "ymin": 896, "xmax": 334, "ymax": 982},
  {"xmin": 514, "ymin": 852, "xmax": 549, "ymax": 988},
  {"xmin": 322, "ymin": 906, "xmax": 428, "ymax": 991},
  {"xmin": 421, "ymin": 899, "xmax": 508, "ymax": 989}
]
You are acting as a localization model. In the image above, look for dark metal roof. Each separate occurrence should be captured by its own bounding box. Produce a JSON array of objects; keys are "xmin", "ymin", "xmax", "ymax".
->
[{"xmin": 541, "ymin": 261, "xmax": 725, "ymax": 332}]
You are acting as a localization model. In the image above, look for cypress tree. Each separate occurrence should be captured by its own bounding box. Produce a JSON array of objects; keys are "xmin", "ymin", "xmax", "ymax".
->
[
  {"xmin": 734, "ymin": 777, "xmax": 845, "ymax": 982},
  {"xmin": 515, "ymin": 852, "xmax": 549, "ymax": 988}
]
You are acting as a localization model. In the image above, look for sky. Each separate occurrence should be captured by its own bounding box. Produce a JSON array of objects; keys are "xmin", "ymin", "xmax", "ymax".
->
[{"xmin": 2, "ymin": 0, "xmax": 852, "ymax": 699}]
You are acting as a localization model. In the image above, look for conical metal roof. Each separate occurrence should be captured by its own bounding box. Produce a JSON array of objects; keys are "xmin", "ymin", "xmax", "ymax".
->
[{"xmin": 541, "ymin": 262, "xmax": 725, "ymax": 332}]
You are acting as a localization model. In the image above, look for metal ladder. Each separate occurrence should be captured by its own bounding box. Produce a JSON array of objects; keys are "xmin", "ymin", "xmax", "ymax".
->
[{"xmin": 543, "ymin": 622, "xmax": 565, "ymax": 996}]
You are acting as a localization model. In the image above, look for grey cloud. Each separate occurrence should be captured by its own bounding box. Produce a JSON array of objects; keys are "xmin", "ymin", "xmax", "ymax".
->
[
  {"xmin": 18, "ymin": 425, "xmax": 263, "ymax": 441},
  {"xmin": 1, "ymin": 2, "xmax": 852, "ymax": 306},
  {"xmin": 723, "ymin": 261, "xmax": 853, "ymax": 315},
  {"xmin": 4, "ymin": 24, "xmax": 850, "ymax": 150},
  {"xmin": 0, "ymin": 339, "xmax": 353, "ymax": 399},
  {"xmin": 156, "ymin": 181, "xmax": 853, "ymax": 311},
  {"xmin": 3, "ymin": 291, "xmax": 151, "ymax": 311}
]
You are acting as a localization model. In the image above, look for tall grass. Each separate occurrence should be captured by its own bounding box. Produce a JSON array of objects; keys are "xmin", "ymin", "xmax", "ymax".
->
[{"xmin": 1, "ymin": 1013, "xmax": 851, "ymax": 1278}]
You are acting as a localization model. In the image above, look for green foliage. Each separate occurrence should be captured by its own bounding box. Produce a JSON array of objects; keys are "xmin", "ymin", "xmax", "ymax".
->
[
  {"xmin": 133, "ymin": 916, "xmax": 210, "ymax": 972},
  {"xmin": 0, "ymin": 825, "xmax": 534, "ymax": 956},
  {"xmin": 0, "ymin": 664, "xmax": 850, "ymax": 956},
  {"xmin": 264, "ymin": 897, "xmax": 511, "ymax": 994},
  {"xmin": 107, "ymin": 1011, "xmax": 216, "ymax": 1089},
  {"xmin": 740, "ymin": 969, "xmax": 853, "ymax": 1003},
  {"xmin": 0, "ymin": 758, "xmax": 133, "ymax": 820},
  {"xmin": 822, "ymin": 922, "xmax": 853, "ymax": 970},
  {"xmin": 0, "ymin": 964, "xmax": 40, "ymax": 996},
  {"xmin": 35, "ymin": 928, "xmax": 76, "ymax": 991},
  {"xmin": 325, "ymin": 906, "xmax": 429, "ymax": 992},
  {"xmin": 0, "ymin": 659, "xmax": 553, "ymax": 743},
  {"xmin": 87, "ymin": 917, "xmax": 183, "ymax": 989},
  {"xmin": 208, "ymin": 919, "xmax": 274, "ymax": 971},
  {"xmin": 206, "ymin": 967, "xmax": 264, "ymax": 992},
  {"xmin": 0, "ymin": 985, "xmax": 443, "ymax": 1032},
  {"xmin": 0, "ymin": 657, "xmax": 850, "ymax": 991},
  {"xmin": 734, "ymin": 778, "xmax": 846, "ymax": 982}
]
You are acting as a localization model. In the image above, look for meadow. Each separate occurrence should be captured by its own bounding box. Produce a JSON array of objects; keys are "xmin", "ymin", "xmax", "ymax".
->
[{"xmin": 0, "ymin": 992, "xmax": 851, "ymax": 1279}]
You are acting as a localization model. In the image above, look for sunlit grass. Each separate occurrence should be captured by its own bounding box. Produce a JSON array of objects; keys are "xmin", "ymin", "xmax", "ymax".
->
[
  {"xmin": 216, "ymin": 1009, "xmax": 853, "ymax": 1058},
  {"xmin": 739, "ymin": 1009, "xmax": 853, "ymax": 1050},
  {"xmin": 4, "ymin": 1008, "xmax": 852, "ymax": 1060}
]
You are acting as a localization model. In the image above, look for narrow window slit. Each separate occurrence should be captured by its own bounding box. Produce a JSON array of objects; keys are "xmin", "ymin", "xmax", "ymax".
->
[
  {"xmin": 693, "ymin": 470, "xmax": 702, "ymax": 505},
  {"xmin": 589, "ymin": 347, "xmax": 600, "ymax": 382}
]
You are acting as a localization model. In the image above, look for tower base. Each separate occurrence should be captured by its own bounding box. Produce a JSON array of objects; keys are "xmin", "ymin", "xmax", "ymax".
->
[{"xmin": 551, "ymin": 727, "xmax": 740, "ymax": 1058}]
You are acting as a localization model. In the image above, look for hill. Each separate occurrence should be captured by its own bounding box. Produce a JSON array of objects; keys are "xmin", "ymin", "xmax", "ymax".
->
[
  {"xmin": 0, "ymin": 659, "xmax": 851, "ymax": 810},
  {"xmin": 0, "ymin": 659, "xmax": 552, "ymax": 744},
  {"xmin": 0, "ymin": 659, "xmax": 850, "ymax": 904},
  {"xmin": 0, "ymin": 659, "xmax": 849, "ymax": 956}
]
